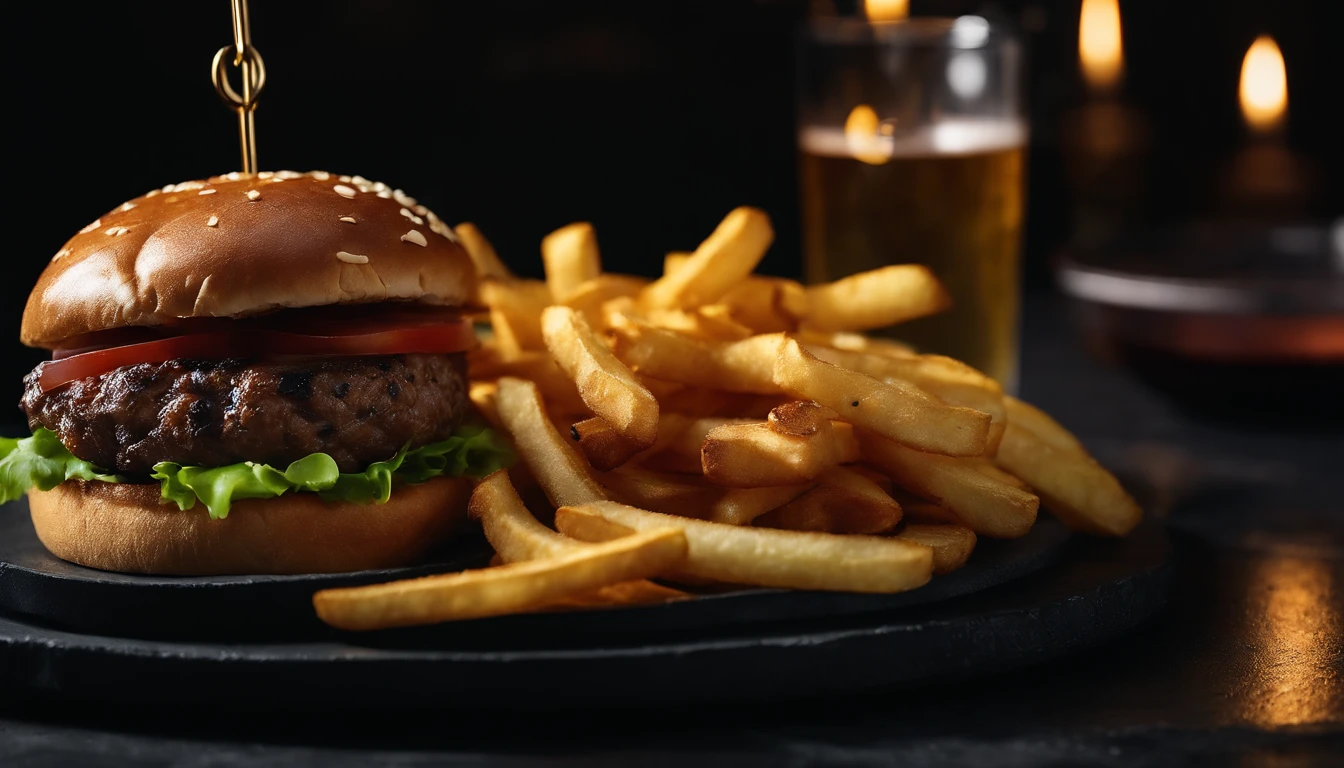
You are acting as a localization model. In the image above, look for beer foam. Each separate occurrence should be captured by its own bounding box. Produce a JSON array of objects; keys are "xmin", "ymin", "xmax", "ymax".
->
[{"xmin": 799, "ymin": 120, "xmax": 1027, "ymax": 159}]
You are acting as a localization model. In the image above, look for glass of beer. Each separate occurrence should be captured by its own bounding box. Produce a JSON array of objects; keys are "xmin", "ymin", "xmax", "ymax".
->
[{"xmin": 798, "ymin": 15, "xmax": 1027, "ymax": 389}]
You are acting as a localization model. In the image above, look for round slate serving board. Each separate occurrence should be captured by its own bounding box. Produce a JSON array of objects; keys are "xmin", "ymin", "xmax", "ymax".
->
[
  {"xmin": 0, "ymin": 499, "xmax": 1069, "ymax": 643},
  {"xmin": 0, "ymin": 519, "xmax": 1170, "ymax": 708}
]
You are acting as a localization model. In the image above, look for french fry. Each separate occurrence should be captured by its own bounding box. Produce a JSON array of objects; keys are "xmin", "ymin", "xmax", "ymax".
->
[
  {"xmin": 797, "ymin": 331, "xmax": 915, "ymax": 358},
  {"xmin": 454, "ymin": 222, "xmax": 514, "ymax": 281},
  {"xmin": 718, "ymin": 277, "xmax": 805, "ymax": 334},
  {"xmin": 1003, "ymin": 395, "xmax": 1085, "ymax": 452},
  {"xmin": 860, "ymin": 431, "xmax": 1038, "ymax": 539},
  {"xmin": 994, "ymin": 399, "xmax": 1142, "ymax": 536},
  {"xmin": 663, "ymin": 251, "xmax": 691, "ymax": 276},
  {"xmin": 479, "ymin": 278, "xmax": 552, "ymax": 351},
  {"xmin": 804, "ymin": 345, "xmax": 1006, "ymax": 454},
  {"xmin": 313, "ymin": 526, "xmax": 687, "ymax": 630},
  {"xmin": 890, "ymin": 491, "xmax": 967, "ymax": 526},
  {"xmin": 468, "ymin": 348, "xmax": 586, "ymax": 415},
  {"xmin": 541, "ymin": 306, "xmax": 659, "ymax": 447},
  {"xmin": 766, "ymin": 400, "xmax": 839, "ymax": 436},
  {"xmin": 469, "ymin": 381, "xmax": 501, "ymax": 428},
  {"xmin": 495, "ymin": 377, "xmax": 610, "ymax": 507},
  {"xmin": 640, "ymin": 207, "xmax": 774, "ymax": 309},
  {"xmin": 563, "ymin": 274, "xmax": 648, "ymax": 329},
  {"xmin": 556, "ymin": 502, "xmax": 932, "ymax": 593},
  {"xmin": 541, "ymin": 222, "xmax": 602, "ymax": 301},
  {"xmin": 609, "ymin": 322, "xmax": 786, "ymax": 394},
  {"xmin": 642, "ymin": 307, "xmax": 754, "ymax": 342},
  {"xmin": 470, "ymin": 470, "xmax": 579, "ymax": 562},
  {"xmin": 894, "ymin": 524, "xmax": 977, "ymax": 574},
  {"xmin": 755, "ymin": 466, "xmax": 903, "ymax": 535},
  {"xmin": 701, "ymin": 420, "xmax": 848, "ymax": 487},
  {"xmin": 784, "ymin": 265, "xmax": 951, "ymax": 332},
  {"xmin": 569, "ymin": 416, "xmax": 646, "ymax": 472},
  {"xmin": 708, "ymin": 484, "xmax": 815, "ymax": 525},
  {"xmin": 597, "ymin": 467, "xmax": 721, "ymax": 516},
  {"xmin": 773, "ymin": 338, "xmax": 991, "ymax": 457}
]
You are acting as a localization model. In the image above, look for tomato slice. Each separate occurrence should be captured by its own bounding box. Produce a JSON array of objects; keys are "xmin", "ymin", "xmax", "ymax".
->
[{"xmin": 40, "ymin": 320, "xmax": 478, "ymax": 392}]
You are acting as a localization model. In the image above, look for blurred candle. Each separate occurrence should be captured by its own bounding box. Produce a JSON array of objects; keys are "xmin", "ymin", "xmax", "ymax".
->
[
  {"xmin": 864, "ymin": 0, "xmax": 908, "ymax": 22},
  {"xmin": 1063, "ymin": 0, "xmax": 1148, "ymax": 248},
  {"xmin": 1224, "ymin": 35, "xmax": 1309, "ymax": 215}
]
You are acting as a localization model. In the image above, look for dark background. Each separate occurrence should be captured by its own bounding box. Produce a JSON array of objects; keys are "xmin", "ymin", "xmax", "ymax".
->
[{"xmin": 6, "ymin": 0, "xmax": 1340, "ymax": 419}]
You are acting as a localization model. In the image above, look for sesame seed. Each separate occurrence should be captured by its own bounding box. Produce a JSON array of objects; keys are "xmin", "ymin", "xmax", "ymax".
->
[
  {"xmin": 336, "ymin": 251, "xmax": 369, "ymax": 264},
  {"xmin": 105, "ymin": 226, "xmax": 128, "ymax": 236},
  {"xmin": 247, "ymin": 189, "xmax": 261, "ymax": 201},
  {"xmin": 198, "ymin": 189, "xmax": 217, "ymax": 196},
  {"xmin": 79, "ymin": 219, "xmax": 102, "ymax": 234},
  {"xmin": 258, "ymin": 172, "xmax": 274, "ymax": 180},
  {"xmin": 400, "ymin": 229, "xmax": 428, "ymax": 247},
  {"xmin": 206, "ymin": 215, "xmax": 219, "ymax": 227},
  {"xmin": 270, "ymin": 177, "xmax": 285, "ymax": 183},
  {"xmin": 338, "ymin": 175, "xmax": 353, "ymax": 183},
  {"xmin": 277, "ymin": 170, "xmax": 302, "ymax": 179},
  {"xmin": 351, "ymin": 175, "xmax": 370, "ymax": 187},
  {"xmin": 310, "ymin": 170, "xmax": 331, "ymax": 181},
  {"xmin": 226, "ymin": 171, "xmax": 242, "ymax": 181},
  {"xmin": 173, "ymin": 181, "xmax": 205, "ymax": 192},
  {"xmin": 333, "ymin": 184, "xmax": 357, "ymax": 199},
  {"xmin": 339, "ymin": 216, "xmax": 357, "ymax": 224},
  {"xmin": 413, "ymin": 204, "xmax": 429, "ymax": 216},
  {"xmin": 371, "ymin": 181, "xmax": 389, "ymax": 192},
  {"xmin": 392, "ymin": 189, "xmax": 417, "ymax": 208},
  {"xmin": 53, "ymin": 248, "xmax": 72, "ymax": 261},
  {"xmin": 145, "ymin": 189, "xmax": 161, "ymax": 197},
  {"xmin": 375, "ymin": 189, "xmax": 392, "ymax": 199},
  {"xmin": 120, "ymin": 202, "xmax": 137, "ymax": 212},
  {"xmin": 161, "ymin": 184, "xmax": 175, "ymax": 193}
]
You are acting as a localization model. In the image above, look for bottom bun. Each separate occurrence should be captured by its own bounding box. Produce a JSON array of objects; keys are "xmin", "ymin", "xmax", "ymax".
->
[{"xmin": 28, "ymin": 477, "xmax": 473, "ymax": 576}]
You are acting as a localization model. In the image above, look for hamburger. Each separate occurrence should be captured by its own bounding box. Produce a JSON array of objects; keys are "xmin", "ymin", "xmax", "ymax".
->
[{"xmin": 1, "ymin": 171, "xmax": 509, "ymax": 575}]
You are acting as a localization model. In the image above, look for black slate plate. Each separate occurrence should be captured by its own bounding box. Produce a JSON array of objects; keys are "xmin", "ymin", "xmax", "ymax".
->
[
  {"xmin": 0, "ymin": 500, "xmax": 1069, "ymax": 643},
  {"xmin": 0, "ymin": 519, "xmax": 1170, "ymax": 708}
]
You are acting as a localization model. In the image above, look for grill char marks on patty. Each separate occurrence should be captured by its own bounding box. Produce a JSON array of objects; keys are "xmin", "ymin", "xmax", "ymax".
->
[{"xmin": 21, "ymin": 354, "xmax": 468, "ymax": 476}]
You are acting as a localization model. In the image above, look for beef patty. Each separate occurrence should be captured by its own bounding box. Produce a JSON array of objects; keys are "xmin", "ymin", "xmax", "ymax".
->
[{"xmin": 21, "ymin": 354, "xmax": 468, "ymax": 476}]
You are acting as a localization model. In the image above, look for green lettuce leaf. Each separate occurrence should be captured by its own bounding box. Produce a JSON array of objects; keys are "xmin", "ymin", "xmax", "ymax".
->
[
  {"xmin": 0, "ymin": 426, "xmax": 512, "ymax": 520},
  {"xmin": 0, "ymin": 428, "xmax": 121, "ymax": 503},
  {"xmin": 153, "ymin": 426, "xmax": 513, "ymax": 519}
]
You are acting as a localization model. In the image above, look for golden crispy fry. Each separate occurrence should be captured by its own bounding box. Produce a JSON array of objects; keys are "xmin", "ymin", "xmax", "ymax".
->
[
  {"xmin": 663, "ymin": 251, "xmax": 691, "ymax": 276},
  {"xmin": 1003, "ymin": 395, "xmax": 1084, "ymax": 452},
  {"xmin": 495, "ymin": 377, "xmax": 609, "ymax": 507},
  {"xmin": 597, "ymin": 466, "xmax": 721, "ymax": 516},
  {"xmin": 773, "ymin": 339, "xmax": 990, "ymax": 457},
  {"xmin": 717, "ymin": 277, "xmax": 805, "ymax": 334},
  {"xmin": 468, "ymin": 348, "xmax": 587, "ymax": 415},
  {"xmin": 894, "ymin": 524, "xmax": 977, "ymax": 574},
  {"xmin": 860, "ymin": 431, "xmax": 1038, "ymax": 538},
  {"xmin": 313, "ymin": 526, "xmax": 687, "ymax": 630},
  {"xmin": 454, "ymin": 222, "xmax": 514, "ymax": 281},
  {"xmin": 556, "ymin": 502, "xmax": 932, "ymax": 593},
  {"xmin": 480, "ymin": 278, "xmax": 553, "ymax": 351},
  {"xmin": 804, "ymin": 345, "xmax": 1006, "ymax": 454},
  {"xmin": 542, "ymin": 579, "xmax": 688, "ymax": 610},
  {"xmin": 640, "ymin": 207, "xmax": 774, "ymax": 309},
  {"xmin": 796, "ymin": 331, "xmax": 915, "ymax": 358},
  {"xmin": 609, "ymin": 322, "xmax": 786, "ymax": 394},
  {"xmin": 846, "ymin": 464, "xmax": 895, "ymax": 495},
  {"xmin": 569, "ymin": 416, "xmax": 646, "ymax": 472},
  {"xmin": 468, "ymin": 381, "xmax": 501, "ymax": 428},
  {"xmin": 701, "ymin": 420, "xmax": 848, "ymax": 487},
  {"xmin": 541, "ymin": 306, "xmax": 659, "ymax": 447},
  {"xmin": 642, "ymin": 307, "xmax": 754, "ymax": 342},
  {"xmin": 973, "ymin": 461, "xmax": 1031, "ymax": 491},
  {"xmin": 755, "ymin": 466, "xmax": 902, "ymax": 535},
  {"xmin": 541, "ymin": 222, "xmax": 602, "ymax": 301},
  {"xmin": 489, "ymin": 310, "xmax": 525, "ymax": 359},
  {"xmin": 708, "ymin": 484, "xmax": 815, "ymax": 525},
  {"xmin": 470, "ymin": 470, "xmax": 579, "ymax": 562},
  {"xmin": 766, "ymin": 400, "xmax": 839, "ymax": 436},
  {"xmin": 994, "ymin": 399, "xmax": 1142, "ymax": 536},
  {"xmin": 890, "ymin": 490, "xmax": 967, "ymax": 526},
  {"xmin": 563, "ymin": 275, "xmax": 648, "ymax": 329},
  {"xmin": 784, "ymin": 265, "xmax": 951, "ymax": 332}
]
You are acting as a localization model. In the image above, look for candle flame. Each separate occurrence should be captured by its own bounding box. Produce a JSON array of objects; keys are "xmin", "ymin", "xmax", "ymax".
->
[
  {"xmin": 1079, "ymin": 0, "xmax": 1124, "ymax": 92},
  {"xmin": 844, "ymin": 105, "xmax": 890, "ymax": 165},
  {"xmin": 1240, "ymin": 35, "xmax": 1287, "ymax": 134},
  {"xmin": 864, "ymin": 0, "xmax": 909, "ymax": 22}
]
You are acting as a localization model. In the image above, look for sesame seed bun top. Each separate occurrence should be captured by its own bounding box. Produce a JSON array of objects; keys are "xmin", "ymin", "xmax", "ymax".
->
[{"xmin": 21, "ymin": 171, "xmax": 476, "ymax": 349}]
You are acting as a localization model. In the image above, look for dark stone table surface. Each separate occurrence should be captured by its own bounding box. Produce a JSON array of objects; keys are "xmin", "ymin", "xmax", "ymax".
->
[{"xmin": 3, "ymin": 297, "xmax": 1341, "ymax": 766}]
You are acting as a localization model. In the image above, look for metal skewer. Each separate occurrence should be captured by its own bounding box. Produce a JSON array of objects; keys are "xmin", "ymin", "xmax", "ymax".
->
[{"xmin": 210, "ymin": 0, "xmax": 266, "ymax": 175}]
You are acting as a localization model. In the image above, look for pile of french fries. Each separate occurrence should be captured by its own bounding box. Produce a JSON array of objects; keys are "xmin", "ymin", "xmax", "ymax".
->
[{"xmin": 314, "ymin": 208, "xmax": 1143, "ymax": 632}]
